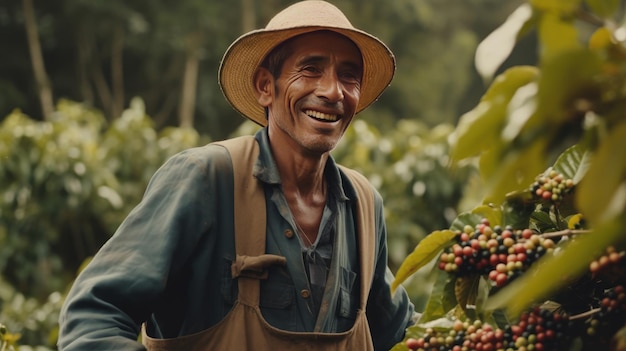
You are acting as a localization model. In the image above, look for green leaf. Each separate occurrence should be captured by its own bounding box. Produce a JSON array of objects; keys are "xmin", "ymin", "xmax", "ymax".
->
[
  {"xmin": 455, "ymin": 275, "xmax": 481, "ymax": 318},
  {"xmin": 552, "ymin": 144, "xmax": 588, "ymax": 182},
  {"xmin": 501, "ymin": 82, "xmax": 538, "ymax": 143},
  {"xmin": 530, "ymin": 0, "xmax": 582, "ymax": 13},
  {"xmin": 577, "ymin": 122, "xmax": 626, "ymax": 224},
  {"xmin": 400, "ymin": 315, "xmax": 458, "ymax": 349},
  {"xmin": 491, "ymin": 309, "xmax": 511, "ymax": 329},
  {"xmin": 502, "ymin": 191, "xmax": 535, "ymax": 229},
  {"xmin": 470, "ymin": 205, "xmax": 502, "ymax": 227},
  {"xmin": 449, "ymin": 101, "xmax": 495, "ymax": 160},
  {"xmin": 585, "ymin": 0, "xmax": 620, "ymax": 18},
  {"xmin": 408, "ymin": 317, "xmax": 456, "ymax": 336},
  {"xmin": 419, "ymin": 269, "xmax": 458, "ymax": 322},
  {"xmin": 485, "ymin": 217, "xmax": 624, "ymax": 317},
  {"xmin": 530, "ymin": 209, "xmax": 559, "ymax": 233},
  {"xmin": 474, "ymin": 276, "xmax": 493, "ymax": 320},
  {"xmin": 450, "ymin": 66, "xmax": 540, "ymax": 162},
  {"xmin": 483, "ymin": 138, "xmax": 548, "ymax": 204},
  {"xmin": 534, "ymin": 49, "xmax": 603, "ymax": 128},
  {"xmin": 392, "ymin": 229, "xmax": 457, "ymax": 292},
  {"xmin": 450, "ymin": 212, "xmax": 483, "ymax": 232},
  {"xmin": 538, "ymin": 11, "xmax": 581, "ymax": 62},
  {"xmin": 474, "ymin": 3, "xmax": 534, "ymax": 81}
]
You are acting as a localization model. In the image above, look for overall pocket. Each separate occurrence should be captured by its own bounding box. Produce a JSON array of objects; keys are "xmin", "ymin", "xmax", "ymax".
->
[
  {"xmin": 336, "ymin": 267, "xmax": 358, "ymax": 330},
  {"xmin": 259, "ymin": 265, "xmax": 297, "ymax": 330}
]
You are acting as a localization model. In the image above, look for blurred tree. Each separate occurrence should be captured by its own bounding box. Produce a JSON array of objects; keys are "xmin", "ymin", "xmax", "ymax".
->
[
  {"xmin": 59, "ymin": 0, "xmax": 139, "ymax": 119},
  {"xmin": 21, "ymin": 0, "xmax": 53, "ymax": 121},
  {"xmin": 0, "ymin": 0, "xmax": 530, "ymax": 139},
  {"xmin": 143, "ymin": 0, "xmax": 226, "ymax": 128}
]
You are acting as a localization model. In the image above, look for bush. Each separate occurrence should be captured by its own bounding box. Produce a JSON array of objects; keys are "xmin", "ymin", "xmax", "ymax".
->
[{"xmin": 0, "ymin": 98, "xmax": 202, "ymax": 348}]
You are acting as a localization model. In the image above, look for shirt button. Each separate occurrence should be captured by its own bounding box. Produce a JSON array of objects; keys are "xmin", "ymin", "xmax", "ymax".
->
[
  {"xmin": 284, "ymin": 229, "xmax": 295, "ymax": 239},
  {"xmin": 300, "ymin": 289, "xmax": 310, "ymax": 299}
]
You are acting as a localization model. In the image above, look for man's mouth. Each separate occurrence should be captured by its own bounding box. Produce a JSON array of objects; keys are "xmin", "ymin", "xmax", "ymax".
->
[{"xmin": 305, "ymin": 109, "xmax": 339, "ymax": 122}]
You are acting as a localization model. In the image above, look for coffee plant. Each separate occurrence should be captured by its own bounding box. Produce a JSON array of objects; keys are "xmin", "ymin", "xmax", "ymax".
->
[
  {"xmin": 392, "ymin": 1, "xmax": 626, "ymax": 350},
  {"xmin": 393, "ymin": 145, "xmax": 626, "ymax": 350}
]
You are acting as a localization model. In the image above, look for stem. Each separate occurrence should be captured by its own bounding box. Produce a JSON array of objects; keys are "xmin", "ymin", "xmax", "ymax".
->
[
  {"xmin": 569, "ymin": 307, "xmax": 601, "ymax": 321},
  {"xmin": 535, "ymin": 229, "xmax": 591, "ymax": 240},
  {"xmin": 574, "ymin": 8, "xmax": 605, "ymax": 28}
]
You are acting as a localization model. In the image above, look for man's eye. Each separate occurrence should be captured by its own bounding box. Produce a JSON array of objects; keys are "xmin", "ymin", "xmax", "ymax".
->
[
  {"xmin": 302, "ymin": 66, "xmax": 320, "ymax": 73},
  {"xmin": 341, "ymin": 72, "xmax": 360, "ymax": 83}
]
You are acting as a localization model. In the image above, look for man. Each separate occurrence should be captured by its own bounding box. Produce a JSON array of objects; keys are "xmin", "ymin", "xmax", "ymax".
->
[{"xmin": 58, "ymin": 1, "xmax": 415, "ymax": 350}]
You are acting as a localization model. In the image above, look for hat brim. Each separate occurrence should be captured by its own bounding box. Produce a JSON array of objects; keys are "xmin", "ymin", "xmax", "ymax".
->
[{"xmin": 219, "ymin": 25, "xmax": 395, "ymax": 126}]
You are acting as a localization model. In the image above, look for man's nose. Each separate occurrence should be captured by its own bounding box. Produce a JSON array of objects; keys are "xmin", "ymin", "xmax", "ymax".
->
[{"xmin": 316, "ymin": 72, "xmax": 344, "ymax": 102}]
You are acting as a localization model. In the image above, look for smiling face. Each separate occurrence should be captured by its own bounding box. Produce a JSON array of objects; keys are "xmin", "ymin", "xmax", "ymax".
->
[{"xmin": 255, "ymin": 31, "xmax": 363, "ymax": 156}]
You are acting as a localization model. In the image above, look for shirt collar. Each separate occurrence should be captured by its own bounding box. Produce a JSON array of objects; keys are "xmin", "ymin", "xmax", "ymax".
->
[{"xmin": 253, "ymin": 128, "xmax": 348, "ymax": 202}]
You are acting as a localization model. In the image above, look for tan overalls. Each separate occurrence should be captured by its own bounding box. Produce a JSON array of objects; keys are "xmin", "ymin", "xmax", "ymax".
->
[{"xmin": 142, "ymin": 136, "xmax": 376, "ymax": 350}]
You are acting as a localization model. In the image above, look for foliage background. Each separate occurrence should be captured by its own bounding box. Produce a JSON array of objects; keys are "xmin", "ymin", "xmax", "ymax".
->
[{"xmin": 0, "ymin": 0, "xmax": 533, "ymax": 349}]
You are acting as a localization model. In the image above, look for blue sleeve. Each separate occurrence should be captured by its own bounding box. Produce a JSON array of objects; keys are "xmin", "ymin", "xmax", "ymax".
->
[
  {"xmin": 367, "ymin": 189, "xmax": 415, "ymax": 351},
  {"xmin": 57, "ymin": 146, "xmax": 223, "ymax": 350}
]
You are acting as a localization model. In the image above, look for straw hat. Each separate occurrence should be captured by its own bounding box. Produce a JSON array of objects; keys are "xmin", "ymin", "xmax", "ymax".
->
[{"xmin": 218, "ymin": 0, "xmax": 396, "ymax": 126}]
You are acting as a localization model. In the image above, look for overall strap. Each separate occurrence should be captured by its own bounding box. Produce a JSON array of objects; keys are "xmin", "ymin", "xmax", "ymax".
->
[
  {"xmin": 214, "ymin": 136, "xmax": 285, "ymax": 306},
  {"xmin": 215, "ymin": 136, "xmax": 374, "ymax": 309},
  {"xmin": 337, "ymin": 165, "xmax": 376, "ymax": 309}
]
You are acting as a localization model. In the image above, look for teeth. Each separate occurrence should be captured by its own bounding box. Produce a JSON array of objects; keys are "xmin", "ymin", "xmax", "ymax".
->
[{"xmin": 305, "ymin": 110, "xmax": 338, "ymax": 122}]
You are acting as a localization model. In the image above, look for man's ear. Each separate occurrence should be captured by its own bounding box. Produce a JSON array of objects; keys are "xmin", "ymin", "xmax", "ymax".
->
[{"xmin": 253, "ymin": 67, "xmax": 273, "ymax": 107}]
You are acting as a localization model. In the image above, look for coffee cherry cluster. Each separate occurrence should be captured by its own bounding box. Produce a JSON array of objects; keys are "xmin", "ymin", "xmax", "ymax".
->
[
  {"xmin": 529, "ymin": 169, "xmax": 574, "ymax": 203},
  {"xmin": 585, "ymin": 285, "xmax": 626, "ymax": 338},
  {"xmin": 504, "ymin": 308, "xmax": 571, "ymax": 351},
  {"xmin": 404, "ymin": 307, "xmax": 571, "ymax": 351},
  {"xmin": 589, "ymin": 246, "xmax": 625, "ymax": 278},
  {"xmin": 438, "ymin": 219, "xmax": 556, "ymax": 288}
]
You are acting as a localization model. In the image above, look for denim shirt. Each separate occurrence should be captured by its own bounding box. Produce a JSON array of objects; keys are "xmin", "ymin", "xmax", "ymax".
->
[{"xmin": 58, "ymin": 128, "xmax": 415, "ymax": 351}]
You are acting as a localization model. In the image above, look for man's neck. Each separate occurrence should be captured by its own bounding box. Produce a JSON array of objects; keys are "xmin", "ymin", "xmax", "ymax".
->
[{"xmin": 268, "ymin": 128, "xmax": 329, "ymax": 197}]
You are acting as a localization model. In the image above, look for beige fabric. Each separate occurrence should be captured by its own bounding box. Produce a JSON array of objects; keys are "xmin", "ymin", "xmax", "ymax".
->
[
  {"xmin": 142, "ymin": 136, "xmax": 376, "ymax": 350},
  {"xmin": 231, "ymin": 254, "xmax": 287, "ymax": 279}
]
